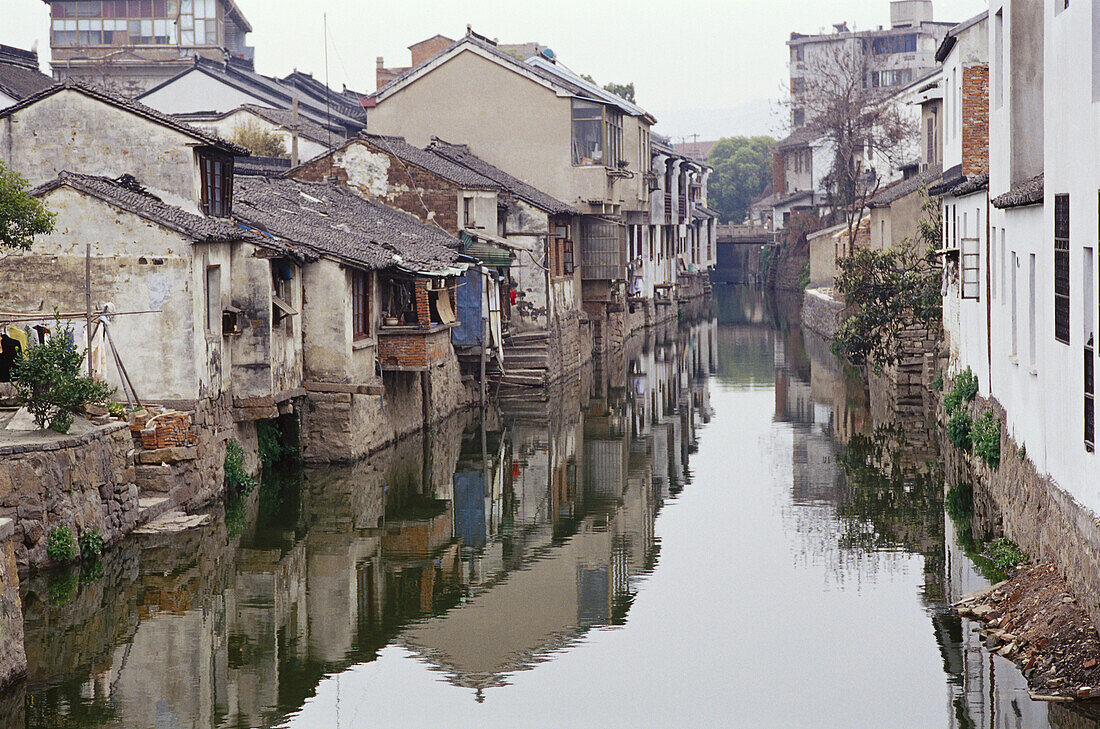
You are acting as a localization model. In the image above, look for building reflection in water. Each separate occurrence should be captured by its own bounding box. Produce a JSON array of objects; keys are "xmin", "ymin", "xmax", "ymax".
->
[
  {"xmin": 729, "ymin": 285, "xmax": 1097, "ymax": 729},
  {"xmin": 12, "ymin": 318, "xmax": 718, "ymax": 729}
]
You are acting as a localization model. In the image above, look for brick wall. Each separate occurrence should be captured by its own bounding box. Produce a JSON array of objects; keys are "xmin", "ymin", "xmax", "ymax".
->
[
  {"xmin": 377, "ymin": 327, "xmax": 454, "ymax": 369},
  {"xmin": 288, "ymin": 140, "xmax": 461, "ymax": 233},
  {"xmin": 961, "ymin": 64, "xmax": 990, "ymax": 177},
  {"xmin": 414, "ymin": 281, "xmax": 431, "ymax": 324},
  {"xmin": 773, "ymin": 151, "xmax": 786, "ymax": 195}
]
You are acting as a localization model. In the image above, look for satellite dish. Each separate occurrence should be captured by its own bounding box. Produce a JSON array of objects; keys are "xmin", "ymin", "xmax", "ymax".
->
[{"xmin": 540, "ymin": 47, "xmax": 557, "ymax": 63}]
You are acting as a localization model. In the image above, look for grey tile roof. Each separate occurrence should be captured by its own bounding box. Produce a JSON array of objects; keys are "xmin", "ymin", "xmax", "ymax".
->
[
  {"xmin": 0, "ymin": 46, "xmax": 54, "ymax": 101},
  {"xmin": 235, "ymin": 156, "xmax": 293, "ymax": 177},
  {"xmin": 140, "ymin": 56, "xmax": 365, "ymax": 136},
  {"xmin": 237, "ymin": 104, "xmax": 337, "ymax": 147},
  {"xmin": 0, "ymin": 80, "xmax": 248, "ymax": 155},
  {"xmin": 427, "ymin": 138, "xmax": 577, "ymax": 215},
  {"xmin": 33, "ymin": 172, "xmax": 262, "ymax": 244},
  {"xmin": 868, "ymin": 164, "xmax": 942, "ymax": 208},
  {"xmin": 950, "ymin": 171, "xmax": 989, "ymax": 197},
  {"xmin": 928, "ymin": 164, "xmax": 964, "ymax": 196},
  {"xmin": 361, "ymin": 134, "xmax": 500, "ymax": 190},
  {"xmin": 233, "ymin": 176, "xmax": 464, "ymax": 275},
  {"xmin": 992, "ymin": 173, "xmax": 1043, "ymax": 209}
]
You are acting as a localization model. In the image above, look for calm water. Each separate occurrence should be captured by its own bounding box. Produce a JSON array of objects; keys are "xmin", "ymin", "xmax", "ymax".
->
[{"xmin": 6, "ymin": 285, "xmax": 1100, "ymax": 728}]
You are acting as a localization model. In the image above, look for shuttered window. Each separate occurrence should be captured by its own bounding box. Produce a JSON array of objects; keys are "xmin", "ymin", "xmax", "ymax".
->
[
  {"xmin": 1055, "ymin": 194, "xmax": 1071, "ymax": 344},
  {"xmin": 352, "ymin": 270, "xmax": 370, "ymax": 340},
  {"xmin": 199, "ymin": 152, "xmax": 233, "ymax": 217}
]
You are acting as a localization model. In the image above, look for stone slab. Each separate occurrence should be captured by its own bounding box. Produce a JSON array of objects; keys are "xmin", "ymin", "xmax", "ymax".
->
[
  {"xmin": 134, "ymin": 446, "xmax": 197, "ymax": 465},
  {"xmin": 132, "ymin": 511, "xmax": 210, "ymax": 534}
]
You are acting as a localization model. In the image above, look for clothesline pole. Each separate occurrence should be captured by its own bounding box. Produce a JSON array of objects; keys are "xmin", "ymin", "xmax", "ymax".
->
[{"xmin": 85, "ymin": 244, "xmax": 93, "ymax": 379}]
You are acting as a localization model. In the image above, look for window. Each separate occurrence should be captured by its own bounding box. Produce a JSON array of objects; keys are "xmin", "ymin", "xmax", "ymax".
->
[
  {"xmin": 871, "ymin": 69, "xmax": 913, "ymax": 87},
  {"xmin": 572, "ymin": 100, "xmax": 604, "ymax": 166},
  {"xmin": 199, "ymin": 152, "xmax": 233, "ymax": 217},
  {"xmin": 991, "ymin": 229, "xmax": 997, "ymax": 299},
  {"xmin": 271, "ymin": 260, "xmax": 295, "ymax": 329},
  {"xmin": 926, "ymin": 116, "xmax": 936, "ymax": 165},
  {"xmin": 581, "ymin": 218, "xmax": 623, "ymax": 280},
  {"xmin": 1011, "ymin": 252, "xmax": 1018, "ymax": 357},
  {"xmin": 462, "ymin": 195, "xmax": 475, "ymax": 228},
  {"xmin": 871, "ymin": 33, "xmax": 917, "ymax": 55},
  {"xmin": 180, "ymin": 0, "xmax": 218, "ymax": 46},
  {"xmin": 1056, "ymin": 193, "xmax": 1071, "ymax": 344},
  {"xmin": 1029, "ymin": 253, "xmax": 1037, "ymax": 367},
  {"xmin": 550, "ymin": 223, "xmax": 574, "ymax": 278},
  {"xmin": 205, "ymin": 265, "xmax": 220, "ymax": 334},
  {"xmin": 1086, "ymin": 247, "xmax": 1095, "ymax": 450},
  {"xmin": 352, "ymin": 270, "xmax": 370, "ymax": 340},
  {"xmin": 1094, "ymin": 0, "xmax": 1100, "ymax": 100},
  {"xmin": 1001, "ymin": 230, "xmax": 1007, "ymax": 307},
  {"xmin": 52, "ymin": 0, "xmax": 179, "ymax": 46},
  {"xmin": 961, "ymin": 210, "xmax": 980, "ymax": 299},
  {"xmin": 792, "ymin": 108, "xmax": 805, "ymax": 127},
  {"xmin": 606, "ymin": 109, "xmax": 623, "ymax": 167}
]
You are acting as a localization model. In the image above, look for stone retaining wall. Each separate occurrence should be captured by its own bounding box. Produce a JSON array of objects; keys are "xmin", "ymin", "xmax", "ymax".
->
[
  {"xmin": 800, "ymin": 287, "xmax": 846, "ymax": 338},
  {"xmin": 944, "ymin": 395, "xmax": 1100, "ymax": 632},
  {"xmin": 0, "ymin": 423, "xmax": 137, "ymax": 571},
  {"xmin": 0, "ymin": 519, "xmax": 25, "ymax": 689}
]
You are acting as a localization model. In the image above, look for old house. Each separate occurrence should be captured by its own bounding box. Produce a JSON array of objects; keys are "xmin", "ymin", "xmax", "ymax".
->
[
  {"xmin": 0, "ymin": 45, "xmax": 54, "ymax": 110},
  {"xmin": 364, "ymin": 28, "xmax": 656, "ymax": 358},
  {"xmin": 174, "ymin": 103, "xmax": 337, "ymax": 163},
  {"xmin": 290, "ymin": 133, "xmax": 587, "ymax": 382},
  {"xmin": 232, "ymin": 175, "xmax": 473, "ymax": 462},
  {"xmin": 0, "ymin": 79, "xmax": 308, "ymax": 506},
  {"xmin": 137, "ymin": 54, "xmax": 365, "ymax": 140},
  {"xmin": 43, "ymin": 0, "xmax": 256, "ymax": 97}
]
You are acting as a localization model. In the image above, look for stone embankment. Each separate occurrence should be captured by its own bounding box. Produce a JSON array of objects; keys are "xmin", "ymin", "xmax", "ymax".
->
[{"xmin": 800, "ymin": 287, "xmax": 846, "ymax": 338}]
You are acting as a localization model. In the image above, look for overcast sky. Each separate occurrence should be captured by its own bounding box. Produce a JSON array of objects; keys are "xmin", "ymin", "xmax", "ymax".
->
[{"xmin": 5, "ymin": 0, "xmax": 988, "ymax": 139}]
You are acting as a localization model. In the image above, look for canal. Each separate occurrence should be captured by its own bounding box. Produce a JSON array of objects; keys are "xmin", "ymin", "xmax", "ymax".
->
[{"xmin": 5, "ymin": 284, "xmax": 1100, "ymax": 728}]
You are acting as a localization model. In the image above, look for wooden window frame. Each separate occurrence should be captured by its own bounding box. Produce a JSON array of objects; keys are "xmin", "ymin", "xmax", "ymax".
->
[
  {"xmin": 352, "ymin": 269, "xmax": 371, "ymax": 341},
  {"xmin": 199, "ymin": 150, "xmax": 233, "ymax": 217},
  {"xmin": 1055, "ymin": 193, "xmax": 1071, "ymax": 345}
]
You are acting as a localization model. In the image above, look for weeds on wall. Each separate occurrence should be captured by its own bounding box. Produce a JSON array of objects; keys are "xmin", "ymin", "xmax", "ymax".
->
[
  {"xmin": 947, "ymin": 411, "xmax": 973, "ymax": 451},
  {"xmin": 972, "ymin": 411, "xmax": 1002, "ymax": 470},
  {"xmin": 46, "ymin": 525, "xmax": 78, "ymax": 563},
  {"xmin": 224, "ymin": 438, "xmax": 256, "ymax": 495},
  {"xmin": 945, "ymin": 482, "xmax": 1026, "ymax": 582},
  {"xmin": 79, "ymin": 528, "xmax": 104, "ymax": 562},
  {"xmin": 943, "ymin": 367, "xmax": 978, "ymax": 416}
]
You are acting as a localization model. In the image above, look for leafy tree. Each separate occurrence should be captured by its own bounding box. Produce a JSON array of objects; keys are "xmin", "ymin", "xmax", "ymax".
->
[
  {"xmin": 706, "ymin": 136, "xmax": 775, "ymax": 223},
  {"xmin": 831, "ymin": 191, "xmax": 942, "ymax": 368},
  {"xmin": 603, "ymin": 82, "xmax": 635, "ymax": 103},
  {"xmin": 13, "ymin": 317, "xmax": 114, "ymax": 433},
  {"xmin": 0, "ymin": 160, "xmax": 54, "ymax": 249},
  {"xmin": 230, "ymin": 120, "xmax": 288, "ymax": 158}
]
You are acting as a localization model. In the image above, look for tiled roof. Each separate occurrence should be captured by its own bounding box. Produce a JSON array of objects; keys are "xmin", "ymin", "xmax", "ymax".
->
[
  {"xmin": 33, "ymin": 172, "xmax": 261, "ymax": 244},
  {"xmin": 0, "ymin": 80, "xmax": 248, "ymax": 155},
  {"xmin": 240, "ymin": 104, "xmax": 337, "ymax": 146},
  {"xmin": 950, "ymin": 171, "xmax": 989, "ymax": 197},
  {"xmin": 233, "ymin": 176, "xmax": 464, "ymax": 275},
  {"xmin": 992, "ymin": 173, "xmax": 1043, "ymax": 209},
  {"xmin": 928, "ymin": 164, "xmax": 964, "ymax": 196},
  {"xmin": 0, "ymin": 46, "xmax": 54, "ymax": 101},
  {"xmin": 140, "ymin": 56, "xmax": 364, "ymax": 135},
  {"xmin": 868, "ymin": 164, "xmax": 942, "ymax": 207},
  {"xmin": 361, "ymin": 134, "xmax": 500, "ymax": 190},
  {"xmin": 427, "ymin": 138, "xmax": 577, "ymax": 215},
  {"xmin": 235, "ymin": 156, "xmax": 293, "ymax": 177}
]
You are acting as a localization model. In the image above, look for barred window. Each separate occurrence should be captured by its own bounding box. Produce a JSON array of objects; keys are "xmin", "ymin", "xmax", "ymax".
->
[{"xmin": 1055, "ymin": 193, "xmax": 1071, "ymax": 344}]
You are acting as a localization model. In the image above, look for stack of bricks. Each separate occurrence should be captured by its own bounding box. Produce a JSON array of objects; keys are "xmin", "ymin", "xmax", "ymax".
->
[
  {"xmin": 140, "ymin": 412, "xmax": 198, "ymax": 450},
  {"xmin": 414, "ymin": 280, "xmax": 431, "ymax": 324}
]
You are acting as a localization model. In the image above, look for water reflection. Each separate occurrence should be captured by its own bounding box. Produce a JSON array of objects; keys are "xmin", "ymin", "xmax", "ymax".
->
[
  {"xmin": 12, "ymin": 317, "xmax": 716, "ymax": 728},
  {"xmin": 10, "ymin": 286, "xmax": 1100, "ymax": 728}
]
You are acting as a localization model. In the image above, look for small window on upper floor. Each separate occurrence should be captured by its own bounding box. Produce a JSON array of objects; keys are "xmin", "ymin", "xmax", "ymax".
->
[
  {"xmin": 572, "ymin": 100, "xmax": 604, "ymax": 166},
  {"xmin": 199, "ymin": 151, "xmax": 233, "ymax": 217}
]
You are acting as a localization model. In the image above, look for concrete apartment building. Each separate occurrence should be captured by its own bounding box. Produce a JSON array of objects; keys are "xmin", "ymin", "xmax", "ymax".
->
[
  {"xmin": 788, "ymin": 0, "xmax": 956, "ymax": 128},
  {"xmin": 43, "ymin": 0, "xmax": 254, "ymax": 97},
  {"xmin": 365, "ymin": 29, "xmax": 657, "ymax": 355}
]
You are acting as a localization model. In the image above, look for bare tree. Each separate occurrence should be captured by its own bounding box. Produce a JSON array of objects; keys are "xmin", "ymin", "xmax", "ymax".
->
[{"xmin": 796, "ymin": 41, "xmax": 918, "ymax": 248}]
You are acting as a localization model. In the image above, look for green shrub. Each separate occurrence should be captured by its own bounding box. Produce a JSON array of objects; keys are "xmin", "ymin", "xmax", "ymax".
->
[
  {"xmin": 972, "ymin": 411, "xmax": 1002, "ymax": 469},
  {"xmin": 107, "ymin": 402, "xmax": 128, "ymax": 420},
  {"xmin": 931, "ymin": 369, "xmax": 943, "ymax": 392},
  {"xmin": 12, "ymin": 317, "xmax": 114, "ymax": 433},
  {"xmin": 947, "ymin": 411, "xmax": 973, "ymax": 451},
  {"xmin": 944, "ymin": 367, "xmax": 978, "ymax": 416},
  {"xmin": 986, "ymin": 538, "xmax": 1028, "ymax": 572},
  {"xmin": 224, "ymin": 438, "xmax": 256, "ymax": 495},
  {"xmin": 79, "ymin": 527, "xmax": 104, "ymax": 561},
  {"xmin": 46, "ymin": 525, "xmax": 78, "ymax": 563},
  {"xmin": 798, "ymin": 261, "xmax": 811, "ymax": 292}
]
